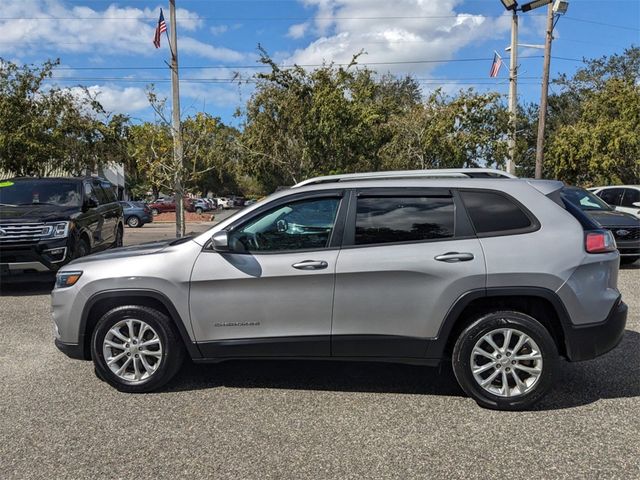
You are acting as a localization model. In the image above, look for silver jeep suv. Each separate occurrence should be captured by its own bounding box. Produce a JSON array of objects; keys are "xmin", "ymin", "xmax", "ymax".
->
[{"xmin": 52, "ymin": 170, "xmax": 627, "ymax": 410}]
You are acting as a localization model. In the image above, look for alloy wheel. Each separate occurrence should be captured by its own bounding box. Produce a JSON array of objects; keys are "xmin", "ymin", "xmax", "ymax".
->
[
  {"xmin": 102, "ymin": 318, "xmax": 163, "ymax": 383},
  {"xmin": 470, "ymin": 327, "xmax": 543, "ymax": 398}
]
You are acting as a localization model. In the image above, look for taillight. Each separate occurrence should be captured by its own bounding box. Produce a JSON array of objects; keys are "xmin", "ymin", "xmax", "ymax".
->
[{"xmin": 585, "ymin": 230, "xmax": 617, "ymax": 254}]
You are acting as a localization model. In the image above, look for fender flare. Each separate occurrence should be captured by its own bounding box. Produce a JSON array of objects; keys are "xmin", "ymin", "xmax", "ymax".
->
[
  {"xmin": 79, "ymin": 289, "xmax": 202, "ymax": 360},
  {"xmin": 427, "ymin": 286, "xmax": 573, "ymax": 359}
]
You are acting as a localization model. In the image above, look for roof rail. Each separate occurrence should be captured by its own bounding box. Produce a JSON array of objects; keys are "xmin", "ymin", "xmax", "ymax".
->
[{"xmin": 292, "ymin": 168, "xmax": 516, "ymax": 188}]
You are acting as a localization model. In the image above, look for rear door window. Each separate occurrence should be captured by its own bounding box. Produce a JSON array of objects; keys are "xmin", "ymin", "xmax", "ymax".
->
[
  {"xmin": 460, "ymin": 191, "xmax": 533, "ymax": 235},
  {"xmin": 621, "ymin": 188, "xmax": 640, "ymax": 207},
  {"xmin": 597, "ymin": 188, "xmax": 624, "ymax": 206},
  {"xmin": 355, "ymin": 196, "xmax": 455, "ymax": 245}
]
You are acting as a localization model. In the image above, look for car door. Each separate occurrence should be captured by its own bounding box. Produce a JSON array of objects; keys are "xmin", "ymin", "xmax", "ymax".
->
[
  {"xmin": 189, "ymin": 190, "xmax": 348, "ymax": 357},
  {"xmin": 81, "ymin": 181, "xmax": 105, "ymax": 250},
  {"xmin": 619, "ymin": 188, "xmax": 640, "ymax": 217},
  {"xmin": 596, "ymin": 188, "xmax": 625, "ymax": 210},
  {"xmin": 331, "ymin": 188, "xmax": 486, "ymax": 358}
]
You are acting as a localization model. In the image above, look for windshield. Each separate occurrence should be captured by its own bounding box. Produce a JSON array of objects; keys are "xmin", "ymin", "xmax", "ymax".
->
[
  {"xmin": 561, "ymin": 187, "xmax": 612, "ymax": 212},
  {"xmin": 0, "ymin": 179, "xmax": 82, "ymax": 207}
]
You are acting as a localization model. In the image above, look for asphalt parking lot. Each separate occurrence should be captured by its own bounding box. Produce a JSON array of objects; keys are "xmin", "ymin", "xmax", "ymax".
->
[{"xmin": 0, "ymin": 225, "xmax": 638, "ymax": 479}]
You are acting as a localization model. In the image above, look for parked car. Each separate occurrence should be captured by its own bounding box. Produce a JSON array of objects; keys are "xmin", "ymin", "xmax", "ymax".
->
[
  {"xmin": 588, "ymin": 185, "xmax": 640, "ymax": 219},
  {"xmin": 215, "ymin": 197, "xmax": 233, "ymax": 209},
  {"xmin": 205, "ymin": 198, "xmax": 218, "ymax": 210},
  {"xmin": 52, "ymin": 170, "xmax": 627, "ymax": 410},
  {"xmin": 1, "ymin": 177, "xmax": 123, "ymax": 275},
  {"xmin": 244, "ymin": 199, "xmax": 258, "ymax": 207},
  {"xmin": 562, "ymin": 186, "xmax": 640, "ymax": 265},
  {"xmin": 190, "ymin": 198, "xmax": 212, "ymax": 215},
  {"xmin": 148, "ymin": 198, "xmax": 176, "ymax": 215},
  {"xmin": 120, "ymin": 201, "xmax": 153, "ymax": 228}
]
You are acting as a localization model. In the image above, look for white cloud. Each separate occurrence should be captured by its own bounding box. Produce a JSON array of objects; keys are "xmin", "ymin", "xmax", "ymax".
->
[
  {"xmin": 284, "ymin": 0, "xmax": 511, "ymax": 74},
  {"xmin": 287, "ymin": 22, "xmax": 310, "ymax": 39},
  {"xmin": 0, "ymin": 1, "xmax": 244, "ymax": 62},
  {"xmin": 67, "ymin": 85, "xmax": 150, "ymax": 114}
]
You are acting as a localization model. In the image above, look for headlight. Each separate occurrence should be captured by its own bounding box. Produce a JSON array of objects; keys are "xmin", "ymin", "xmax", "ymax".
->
[
  {"xmin": 55, "ymin": 271, "xmax": 83, "ymax": 289},
  {"xmin": 45, "ymin": 221, "xmax": 71, "ymax": 239}
]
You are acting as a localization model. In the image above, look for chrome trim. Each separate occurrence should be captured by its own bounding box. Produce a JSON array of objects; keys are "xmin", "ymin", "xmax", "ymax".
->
[{"xmin": 2, "ymin": 261, "xmax": 51, "ymax": 272}]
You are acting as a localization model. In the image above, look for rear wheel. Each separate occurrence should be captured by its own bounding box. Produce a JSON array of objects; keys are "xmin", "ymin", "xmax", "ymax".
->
[
  {"xmin": 195, "ymin": 207, "xmax": 203, "ymax": 215},
  {"xmin": 127, "ymin": 216, "xmax": 140, "ymax": 228},
  {"xmin": 112, "ymin": 225, "xmax": 123, "ymax": 248},
  {"xmin": 452, "ymin": 311, "xmax": 558, "ymax": 411},
  {"xmin": 151, "ymin": 208, "xmax": 159, "ymax": 216},
  {"xmin": 91, "ymin": 305, "xmax": 185, "ymax": 393}
]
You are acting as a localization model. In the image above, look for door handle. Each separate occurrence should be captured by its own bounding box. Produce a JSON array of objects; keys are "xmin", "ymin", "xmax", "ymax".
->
[
  {"xmin": 434, "ymin": 252, "xmax": 474, "ymax": 263},
  {"xmin": 292, "ymin": 260, "xmax": 328, "ymax": 270}
]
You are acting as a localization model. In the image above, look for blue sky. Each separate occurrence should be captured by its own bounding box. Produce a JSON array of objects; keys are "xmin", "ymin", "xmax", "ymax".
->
[{"xmin": 1, "ymin": 0, "xmax": 638, "ymax": 126}]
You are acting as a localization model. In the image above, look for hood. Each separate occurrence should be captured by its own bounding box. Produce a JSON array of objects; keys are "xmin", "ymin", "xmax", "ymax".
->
[
  {"xmin": 0, "ymin": 204, "xmax": 81, "ymax": 223},
  {"xmin": 588, "ymin": 209, "xmax": 640, "ymax": 228},
  {"xmin": 65, "ymin": 237, "xmax": 193, "ymax": 266}
]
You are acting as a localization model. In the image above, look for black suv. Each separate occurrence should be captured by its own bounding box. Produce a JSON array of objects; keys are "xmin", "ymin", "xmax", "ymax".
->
[{"xmin": 0, "ymin": 177, "xmax": 124, "ymax": 275}]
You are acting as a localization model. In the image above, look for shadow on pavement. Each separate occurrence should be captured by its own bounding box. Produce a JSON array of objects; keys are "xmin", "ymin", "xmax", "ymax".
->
[{"xmin": 165, "ymin": 330, "xmax": 640, "ymax": 410}]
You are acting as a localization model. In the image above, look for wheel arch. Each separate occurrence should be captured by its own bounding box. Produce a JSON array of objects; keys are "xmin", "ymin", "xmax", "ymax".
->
[
  {"xmin": 78, "ymin": 289, "xmax": 201, "ymax": 361},
  {"xmin": 431, "ymin": 287, "xmax": 571, "ymax": 360}
]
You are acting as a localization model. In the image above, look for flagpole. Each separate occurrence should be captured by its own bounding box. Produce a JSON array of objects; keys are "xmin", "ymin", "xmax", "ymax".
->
[{"xmin": 168, "ymin": 0, "xmax": 185, "ymax": 237}]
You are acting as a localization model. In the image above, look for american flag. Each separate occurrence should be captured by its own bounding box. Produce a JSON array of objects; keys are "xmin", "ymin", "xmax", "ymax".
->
[
  {"xmin": 489, "ymin": 52, "xmax": 503, "ymax": 78},
  {"xmin": 153, "ymin": 9, "xmax": 167, "ymax": 48}
]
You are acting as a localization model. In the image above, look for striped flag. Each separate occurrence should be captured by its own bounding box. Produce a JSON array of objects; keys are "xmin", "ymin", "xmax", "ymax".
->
[
  {"xmin": 153, "ymin": 9, "xmax": 167, "ymax": 48},
  {"xmin": 489, "ymin": 52, "xmax": 503, "ymax": 78}
]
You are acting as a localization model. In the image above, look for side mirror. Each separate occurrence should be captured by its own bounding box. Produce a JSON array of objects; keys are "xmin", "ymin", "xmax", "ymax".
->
[
  {"xmin": 633, "ymin": 202, "xmax": 640, "ymax": 208},
  {"xmin": 211, "ymin": 231, "xmax": 230, "ymax": 252}
]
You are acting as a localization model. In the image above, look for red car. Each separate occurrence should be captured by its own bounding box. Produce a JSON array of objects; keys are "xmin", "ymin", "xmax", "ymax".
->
[{"xmin": 148, "ymin": 199, "xmax": 176, "ymax": 215}]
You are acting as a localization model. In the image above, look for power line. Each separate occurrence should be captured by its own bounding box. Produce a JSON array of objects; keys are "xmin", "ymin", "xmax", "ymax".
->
[
  {"xmin": 563, "ymin": 16, "xmax": 640, "ymax": 31},
  {"xmin": 47, "ymin": 54, "xmax": 578, "ymax": 72}
]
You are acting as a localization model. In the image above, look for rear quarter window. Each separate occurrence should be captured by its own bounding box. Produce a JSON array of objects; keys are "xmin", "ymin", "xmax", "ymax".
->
[{"xmin": 460, "ymin": 191, "xmax": 533, "ymax": 235}]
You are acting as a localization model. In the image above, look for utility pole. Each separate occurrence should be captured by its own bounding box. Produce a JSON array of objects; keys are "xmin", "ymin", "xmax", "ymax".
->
[
  {"xmin": 169, "ymin": 0, "xmax": 185, "ymax": 237},
  {"xmin": 507, "ymin": 8, "xmax": 519, "ymax": 176},
  {"xmin": 535, "ymin": 2, "xmax": 560, "ymax": 179}
]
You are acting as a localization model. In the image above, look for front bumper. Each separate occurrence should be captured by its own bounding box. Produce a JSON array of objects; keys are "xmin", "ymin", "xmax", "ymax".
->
[
  {"xmin": 565, "ymin": 299, "xmax": 628, "ymax": 361},
  {"xmin": 54, "ymin": 338, "xmax": 85, "ymax": 360},
  {"xmin": 0, "ymin": 238, "xmax": 70, "ymax": 274}
]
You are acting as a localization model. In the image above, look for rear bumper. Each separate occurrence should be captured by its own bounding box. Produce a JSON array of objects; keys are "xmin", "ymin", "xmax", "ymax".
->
[{"xmin": 565, "ymin": 299, "xmax": 628, "ymax": 362}]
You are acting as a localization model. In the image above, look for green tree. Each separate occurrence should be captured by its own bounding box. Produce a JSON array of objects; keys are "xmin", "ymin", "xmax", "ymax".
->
[
  {"xmin": 546, "ymin": 47, "xmax": 640, "ymax": 184},
  {"xmin": 0, "ymin": 59, "xmax": 128, "ymax": 177},
  {"xmin": 379, "ymin": 89, "xmax": 510, "ymax": 171}
]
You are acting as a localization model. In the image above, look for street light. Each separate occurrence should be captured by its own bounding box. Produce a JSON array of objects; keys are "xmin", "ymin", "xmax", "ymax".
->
[
  {"xmin": 521, "ymin": 0, "xmax": 552, "ymax": 13},
  {"xmin": 500, "ymin": 0, "xmax": 518, "ymax": 10}
]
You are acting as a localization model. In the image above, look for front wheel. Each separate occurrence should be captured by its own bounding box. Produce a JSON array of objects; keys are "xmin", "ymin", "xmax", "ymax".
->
[
  {"xmin": 452, "ymin": 311, "xmax": 558, "ymax": 411},
  {"xmin": 195, "ymin": 207, "xmax": 203, "ymax": 215},
  {"xmin": 127, "ymin": 216, "xmax": 140, "ymax": 228},
  {"xmin": 91, "ymin": 305, "xmax": 185, "ymax": 393},
  {"xmin": 151, "ymin": 208, "xmax": 159, "ymax": 216}
]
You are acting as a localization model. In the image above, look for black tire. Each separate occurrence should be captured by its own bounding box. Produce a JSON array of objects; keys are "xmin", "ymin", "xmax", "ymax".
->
[
  {"xmin": 620, "ymin": 256, "xmax": 639, "ymax": 265},
  {"xmin": 151, "ymin": 208, "xmax": 159, "ymax": 216},
  {"xmin": 127, "ymin": 216, "xmax": 140, "ymax": 228},
  {"xmin": 112, "ymin": 225, "xmax": 123, "ymax": 248},
  {"xmin": 195, "ymin": 207, "xmax": 203, "ymax": 215},
  {"xmin": 74, "ymin": 236, "xmax": 90, "ymax": 259},
  {"xmin": 91, "ymin": 305, "xmax": 185, "ymax": 393},
  {"xmin": 452, "ymin": 311, "xmax": 558, "ymax": 411}
]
